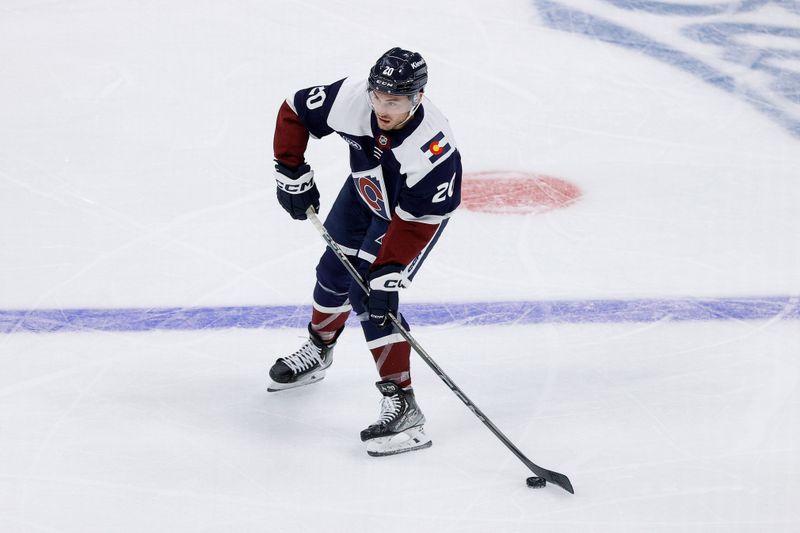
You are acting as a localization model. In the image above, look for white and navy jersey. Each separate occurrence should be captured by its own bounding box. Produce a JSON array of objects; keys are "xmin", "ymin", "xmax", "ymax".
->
[{"xmin": 279, "ymin": 77, "xmax": 461, "ymax": 226}]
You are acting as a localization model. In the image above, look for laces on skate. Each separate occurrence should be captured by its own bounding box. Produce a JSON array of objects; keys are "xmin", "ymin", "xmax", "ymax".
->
[
  {"xmin": 376, "ymin": 395, "xmax": 402, "ymax": 424},
  {"xmin": 279, "ymin": 341, "xmax": 322, "ymax": 375}
]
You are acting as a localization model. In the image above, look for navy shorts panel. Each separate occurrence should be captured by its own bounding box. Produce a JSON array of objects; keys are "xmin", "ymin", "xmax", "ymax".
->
[{"xmin": 323, "ymin": 178, "xmax": 388, "ymax": 262}]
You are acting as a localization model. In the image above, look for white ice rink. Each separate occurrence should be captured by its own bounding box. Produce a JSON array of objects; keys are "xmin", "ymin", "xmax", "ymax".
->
[{"xmin": 1, "ymin": 0, "xmax": 799, "ymax": 531}]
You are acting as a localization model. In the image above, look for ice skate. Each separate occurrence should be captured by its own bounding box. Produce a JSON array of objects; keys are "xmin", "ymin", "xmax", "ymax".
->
[
  {"xmin": 361, "ymin": 380, "xmax": 432, "ymax": 456},
  {"xmin": 268, "ymin": 324, "xmax": 340, "ymax": 392}
]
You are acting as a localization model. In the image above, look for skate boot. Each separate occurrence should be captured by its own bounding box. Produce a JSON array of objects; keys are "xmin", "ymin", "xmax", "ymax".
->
[
  {"xmin": 360, "ymin": 380, "xmax": 432, "ymax": 456},
  {"xmin": 267, "ymin": 324, "xmax": 341, "ymax": 392}
]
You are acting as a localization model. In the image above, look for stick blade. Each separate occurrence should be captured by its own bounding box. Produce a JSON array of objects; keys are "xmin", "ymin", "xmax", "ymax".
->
[
  {"xmin": 526, "ymin": 461, "xmax": 574, "ymax": 494},
  {"xmin": 545, "ymin": 471, "xmax": 574, "ymax": 494}
]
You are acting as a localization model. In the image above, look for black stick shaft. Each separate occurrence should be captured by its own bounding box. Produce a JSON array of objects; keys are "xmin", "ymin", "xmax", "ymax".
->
[{"xmin": 306, "ymin": 208, "xmax": 574, "ymax": 494}]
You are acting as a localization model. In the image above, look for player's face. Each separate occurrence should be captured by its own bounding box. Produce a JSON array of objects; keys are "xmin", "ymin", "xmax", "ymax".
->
[{"xmin": 368, "ymin": 90, "xmax": 421, "ymax": 130}]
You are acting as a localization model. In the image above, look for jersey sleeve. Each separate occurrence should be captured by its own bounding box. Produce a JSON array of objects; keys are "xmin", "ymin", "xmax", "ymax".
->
[
  {"xmin": 273, "ymin": 101, "xmax": 310, "ymax": 168},
  {"xmin": 273, "ymin": 78, "xmax": 346, "ymax": 168},
  {"xmin": 290, "ymin": 79, "xmax": 346, "ymax": 139}
]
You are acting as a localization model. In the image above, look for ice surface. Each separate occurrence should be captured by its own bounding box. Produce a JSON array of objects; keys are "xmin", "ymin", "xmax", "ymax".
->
[
  {"xmin": 1, "ymin": 0, "xmax": 799, "ymax": 531},
  {"xmin": 2, "ymin": 322, "xmax": 798, "ymax": 532}
]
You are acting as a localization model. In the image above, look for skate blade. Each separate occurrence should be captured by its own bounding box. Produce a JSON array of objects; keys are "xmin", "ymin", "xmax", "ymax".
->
[
  {"xmin": 365, "ymin": 426, "xmax": 432, "ymax": 457},
  {"xmin": 267, "ymin": 370, "xmax": 326, "ymax": 392}
]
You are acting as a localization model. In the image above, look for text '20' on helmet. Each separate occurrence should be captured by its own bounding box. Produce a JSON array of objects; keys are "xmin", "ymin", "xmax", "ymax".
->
[{"xmin": 368, "ymin": 47, "xmax": 428, "ymax": 96}]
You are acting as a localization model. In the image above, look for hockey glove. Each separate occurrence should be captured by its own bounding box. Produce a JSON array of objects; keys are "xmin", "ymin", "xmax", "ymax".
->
[
  {"xmin": 275, "ymin": 162, "xmax": 320, "ymax": 220},
  {"xmin": 367, "ymin": 264, "xmax": 404, "ymax": 328}
]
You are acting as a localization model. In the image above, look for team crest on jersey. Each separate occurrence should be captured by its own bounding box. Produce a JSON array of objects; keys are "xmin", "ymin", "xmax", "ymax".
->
[
  {"xmin": 373, "ymin": 133, "xmax": 391, "ymax": 160},
  {"xmin": 352, "ymin": 168, "xmax": 390, "ymax": 220},
  {"xmin": 420, "ymin": 131, "xmax": 451, "ymax": 163}
]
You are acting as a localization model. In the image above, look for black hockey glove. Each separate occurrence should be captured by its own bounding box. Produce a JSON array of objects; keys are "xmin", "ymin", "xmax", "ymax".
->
[
  {"xmin": 367, "ymin": 264, "xmax": 404, "ymax": 328},
  {"xmin": 274, "ymin": 162, "xmax": 320, "ymax": 220}
]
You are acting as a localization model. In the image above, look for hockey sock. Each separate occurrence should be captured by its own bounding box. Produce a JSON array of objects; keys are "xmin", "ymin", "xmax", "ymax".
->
[
  {"xmin": 311, "ymin": 308, "xmax": 349, "ymax": 344},
  {"xmin": 369, "ymin": 341, "xmax": 412, "ymax": 389}
]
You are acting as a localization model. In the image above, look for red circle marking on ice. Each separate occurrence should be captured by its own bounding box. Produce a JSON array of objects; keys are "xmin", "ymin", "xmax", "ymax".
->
[{"xmin": 461, "ymin": 171, "xmax": 581, "ymax": 214}]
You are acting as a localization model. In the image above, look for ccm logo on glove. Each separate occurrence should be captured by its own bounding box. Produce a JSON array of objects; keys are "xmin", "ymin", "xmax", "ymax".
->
[
  {"xmin": 275, "ymin": 162, "xmax": 320, "ymax": 220},
  {"xmin": 275, "ymin": 173, "xmax": 315, "ymax": 193},
  {"xmin": 369, "ymin": 269, "xmax": 404, "ymax": 291},
  {"xmin": 275, "ymin": 165, "xmax": 315, "ymax": 194},
  {"xmin": 366, "ymin": 264, "xmax": 405, "ymax": 327}
]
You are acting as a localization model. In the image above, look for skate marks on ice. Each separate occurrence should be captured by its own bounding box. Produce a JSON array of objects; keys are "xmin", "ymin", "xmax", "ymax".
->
[{"xmin": 1, "ymin": 320, "xmax": 799, "ymax": 531}]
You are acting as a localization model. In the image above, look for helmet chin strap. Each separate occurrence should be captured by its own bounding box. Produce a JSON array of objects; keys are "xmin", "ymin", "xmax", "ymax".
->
[{"xmin": 393, "ymin": 114, "xmax": 414, "ymax": 130}]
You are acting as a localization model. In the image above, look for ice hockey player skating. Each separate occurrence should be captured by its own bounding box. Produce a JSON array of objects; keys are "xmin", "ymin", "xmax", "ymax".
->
[{"xmin": 269, "ymin": 47, "xmax": 462, "ymax": 457}]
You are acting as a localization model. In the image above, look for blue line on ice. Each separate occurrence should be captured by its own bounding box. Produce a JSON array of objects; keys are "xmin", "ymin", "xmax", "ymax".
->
[{"xmin": 1, "ymin": 296, "xmax": 798, "ymax": 334}]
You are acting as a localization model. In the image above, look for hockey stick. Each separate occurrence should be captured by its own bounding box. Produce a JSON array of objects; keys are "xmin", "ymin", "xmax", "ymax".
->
[{"xmin": 305, "ymin": 207, "xmax": 574, "ymax": 494}]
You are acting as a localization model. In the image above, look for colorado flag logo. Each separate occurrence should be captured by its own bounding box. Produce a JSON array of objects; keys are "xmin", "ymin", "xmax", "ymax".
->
[{"xmin": 421, "ymin": 131, "xmax": 451, "ymax": 163}]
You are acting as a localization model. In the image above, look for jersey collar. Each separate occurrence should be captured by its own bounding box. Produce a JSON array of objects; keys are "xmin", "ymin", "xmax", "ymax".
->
[{"xmin": 370, "ymin": 105, "xmax": 425, "ymax": 147}]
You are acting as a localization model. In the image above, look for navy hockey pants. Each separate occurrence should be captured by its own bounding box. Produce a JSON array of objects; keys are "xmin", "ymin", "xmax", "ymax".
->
[{"xmin": 311, "ymin": 177, "xmax": 448, "ymax": 353}]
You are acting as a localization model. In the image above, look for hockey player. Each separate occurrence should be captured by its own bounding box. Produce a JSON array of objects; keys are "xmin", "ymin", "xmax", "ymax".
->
[{"xmin": 269, "ymin": 48, "xmax": 462, "ymax": 456}]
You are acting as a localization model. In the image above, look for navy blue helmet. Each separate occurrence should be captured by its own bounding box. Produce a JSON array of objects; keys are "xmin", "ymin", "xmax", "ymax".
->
[{"xmin": 368, "ymin": 47, "xmax": 427, "ymax": 95}]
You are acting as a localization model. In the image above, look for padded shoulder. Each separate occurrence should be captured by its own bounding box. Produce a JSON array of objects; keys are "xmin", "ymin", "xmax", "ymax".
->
[
  {"xmin": 326, "ymin": 77, "xmax": 373, "ymax": 137},
  {"xmin": 392, "ymin": 99, "xmax": 458, "ymax": 188}
]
